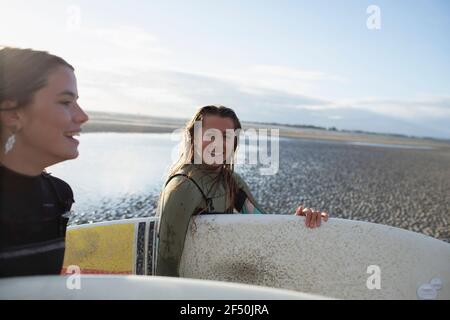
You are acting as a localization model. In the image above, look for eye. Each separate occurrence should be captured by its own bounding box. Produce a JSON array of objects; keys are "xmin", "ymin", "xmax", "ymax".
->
[{"xmin": 60, "ymin": 101, "xmax": 72, "ymax": 106}]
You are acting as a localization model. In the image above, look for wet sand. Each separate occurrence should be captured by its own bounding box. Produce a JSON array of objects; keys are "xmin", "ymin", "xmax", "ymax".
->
[{"xmin": 244, "ymin": 138, "xmax": 450, "ymax": 242}]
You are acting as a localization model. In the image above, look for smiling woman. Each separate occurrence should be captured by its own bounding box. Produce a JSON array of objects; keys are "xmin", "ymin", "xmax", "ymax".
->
[
  {"xmin": 156, "ymin": 105, "xmax": 329, "ymax": 277},
  {"xmin": 0, "ymin": 47, "xmax": 89, "ymax": 278}
]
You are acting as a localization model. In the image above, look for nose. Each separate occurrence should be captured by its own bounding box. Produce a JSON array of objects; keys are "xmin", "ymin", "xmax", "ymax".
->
[{"xmin": 73, "ymin": 103, "xmax": 89, "ymax": 124}]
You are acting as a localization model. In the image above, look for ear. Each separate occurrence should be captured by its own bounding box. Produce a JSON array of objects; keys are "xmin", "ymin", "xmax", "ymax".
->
[{"xmin": 0, "ymin": 100, "xmax": 23, "ymax": 132}]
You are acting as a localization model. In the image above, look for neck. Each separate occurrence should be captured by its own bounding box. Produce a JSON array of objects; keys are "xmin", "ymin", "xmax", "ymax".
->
[
  {"xmin": 0, "ymin": 145, "xmax": 48, "ymax": 177},
  {"xmin": 197, "ymin": 163, "xmax": 223, "ymax": 173}
]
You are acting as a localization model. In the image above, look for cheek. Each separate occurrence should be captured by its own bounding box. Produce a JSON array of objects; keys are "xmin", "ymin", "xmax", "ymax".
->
[{"xmin": 22, "ymin": 106, "xmax": 70, "ymax": 147}]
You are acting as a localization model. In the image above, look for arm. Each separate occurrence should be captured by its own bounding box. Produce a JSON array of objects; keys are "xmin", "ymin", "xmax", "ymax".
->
[
  {"xmin": 233, "ymin": 172, "xmax": 268, "ymax": 214},
  {"xmin": 233, "ymin": 173, "xmax": 328, "ymax": 227},
  {"xmin": 156, "ymin": 177, "xmax": 203, "ymax": 277}
]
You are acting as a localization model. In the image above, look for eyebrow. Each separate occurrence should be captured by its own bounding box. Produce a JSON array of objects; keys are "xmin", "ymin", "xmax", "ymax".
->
[{"xmin": 58, "ymin": 91, "xmax": 79, "ymax": 99}]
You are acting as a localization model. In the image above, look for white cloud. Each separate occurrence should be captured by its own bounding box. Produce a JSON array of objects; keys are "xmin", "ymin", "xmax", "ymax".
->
[
  {"xmin": 1, "ymin": 4, "xmax": 448, "ymax": 138},
  {"xmin": 187, "ymin": 64, "xmax": 347, "ymax": 98},
  {"xmin": 334, "ymin": 97, "xmax": 450, "ymax": 120}
]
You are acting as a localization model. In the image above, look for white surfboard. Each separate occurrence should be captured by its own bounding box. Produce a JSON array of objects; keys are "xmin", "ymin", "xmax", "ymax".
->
[
  {"xmin": 179, "ymin": 215, "xmax": 450, "ymax": 300},
  {"xmin": 60, "ymin": 214, "xmax": 450, "ymax": 299},
  {"xmin": 0, "ymin": 275, "xmax": 327, "ymax": 300}
]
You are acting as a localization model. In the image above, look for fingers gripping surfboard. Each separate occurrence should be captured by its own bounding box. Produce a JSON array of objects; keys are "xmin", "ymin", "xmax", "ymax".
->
[{"xmin": 62, "ymin": 218, "xmax": 158, "ymax": 275}]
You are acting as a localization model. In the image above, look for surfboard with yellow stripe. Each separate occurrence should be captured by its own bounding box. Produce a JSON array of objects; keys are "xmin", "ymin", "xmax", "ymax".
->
[
  {"xmin": 62, "ymin": 215, "xmax": 450, "ymax": 299},
  {"xmin": 62, "ymin": 218, "xmax": 158, "ymax": 275}
]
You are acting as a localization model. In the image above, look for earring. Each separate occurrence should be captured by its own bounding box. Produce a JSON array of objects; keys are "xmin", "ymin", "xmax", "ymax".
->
[{"xmin": 4, "ymin": 134, "xmax": 16, "ymax": 155}]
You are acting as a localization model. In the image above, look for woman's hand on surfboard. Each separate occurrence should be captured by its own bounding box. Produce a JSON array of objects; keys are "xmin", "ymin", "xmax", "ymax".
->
[{"xmin": 295, "ymin": 205, "xmax": 328, "ymax": 228}]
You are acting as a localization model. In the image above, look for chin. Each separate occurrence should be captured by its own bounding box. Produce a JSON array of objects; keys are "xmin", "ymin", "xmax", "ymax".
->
[
  {"xmin": 68, "ymin": 150, "xmax": 80, "ymax": 160},
  {"xmin": 60, "ymin": 148, "xmax": 79, "ymax": 160}
]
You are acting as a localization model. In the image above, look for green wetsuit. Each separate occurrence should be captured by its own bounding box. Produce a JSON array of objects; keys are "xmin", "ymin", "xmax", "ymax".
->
[{"xmin": 156, "ymin": 164, "xmax": 266, "ymax": 277}]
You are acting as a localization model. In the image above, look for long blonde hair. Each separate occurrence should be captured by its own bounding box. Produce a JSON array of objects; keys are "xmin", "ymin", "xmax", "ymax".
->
[{"xmin": 165, "ymin": 105, "xmax": 242, "ymax": 213}]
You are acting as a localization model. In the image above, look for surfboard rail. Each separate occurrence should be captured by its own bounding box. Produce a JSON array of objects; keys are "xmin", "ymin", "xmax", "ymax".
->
[{"xmin": 0, "ymin": 275, "xmax": 331, "ymax": 300}]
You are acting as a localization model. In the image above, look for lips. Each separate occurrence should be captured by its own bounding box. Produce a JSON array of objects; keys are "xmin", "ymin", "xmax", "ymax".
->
[{"xmin": 64, "ymin": 130, "xmax": 81, "ymax": 143}]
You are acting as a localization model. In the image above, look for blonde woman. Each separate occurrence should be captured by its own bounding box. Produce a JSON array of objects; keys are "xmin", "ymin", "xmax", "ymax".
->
[{"xmin": 156, "ymin": 105, "xmax": 328, "ymax": 276}]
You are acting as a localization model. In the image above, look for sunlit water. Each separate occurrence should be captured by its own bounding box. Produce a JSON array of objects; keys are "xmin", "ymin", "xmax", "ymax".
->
[
  {"xmin": 48, "ymin": 132, "xmax": 264, "ymax": 214},
  {"xmin": 49, "ymin": 133, "xmax": 176, "ymax": 213}
]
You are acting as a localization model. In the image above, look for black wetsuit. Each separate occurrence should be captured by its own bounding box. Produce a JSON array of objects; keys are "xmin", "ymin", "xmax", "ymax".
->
[{"xmin": 0, "ymin": 165, "xmax": 74, "ymax": 278}]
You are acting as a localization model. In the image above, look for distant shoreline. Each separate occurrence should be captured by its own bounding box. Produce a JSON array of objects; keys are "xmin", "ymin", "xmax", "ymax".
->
[{"xmin": 82, "ymin": 111, "xmax": 450, "ymax": 150}]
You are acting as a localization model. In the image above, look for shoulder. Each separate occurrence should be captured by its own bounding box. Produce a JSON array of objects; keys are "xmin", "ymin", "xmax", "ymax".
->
[
  {"xmin": 164, "ymin": 174, "xmax": 204, "ymax": 202},
  {"xmin": 159, "ymin": 174, "xmax": 204, "ymax": 217},
  {"xmin": 167, "ymin": 165, "xmax": 208, "ymax": 192},
  {"xmin": 44, "ymin": 173, "xmax": 74, "ymax": 202}
]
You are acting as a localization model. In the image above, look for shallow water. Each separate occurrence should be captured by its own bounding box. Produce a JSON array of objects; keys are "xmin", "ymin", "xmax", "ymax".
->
[{"xmin": 49, "ymin": 133, "xmax": 177, "ymax": 213}]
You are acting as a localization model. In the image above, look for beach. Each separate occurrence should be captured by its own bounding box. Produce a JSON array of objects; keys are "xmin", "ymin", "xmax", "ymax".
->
[
  {"xmin": 70, "ymin": 111, "xmax": 450, "ymax": 243},
  {"xmin": 84, "ymin": 111, "xmax": 450, "ymax": 150}
]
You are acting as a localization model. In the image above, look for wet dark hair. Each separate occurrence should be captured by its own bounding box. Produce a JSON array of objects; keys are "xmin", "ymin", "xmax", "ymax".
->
[{"xmin": 0, "ymin": 47, "xmax": 74, "ymax": 111}]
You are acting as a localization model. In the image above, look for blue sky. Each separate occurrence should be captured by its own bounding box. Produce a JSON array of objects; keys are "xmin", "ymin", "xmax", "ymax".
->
[{"xmin": 1, "ymin": 0, "xmax": 449, "ymax": 138}]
